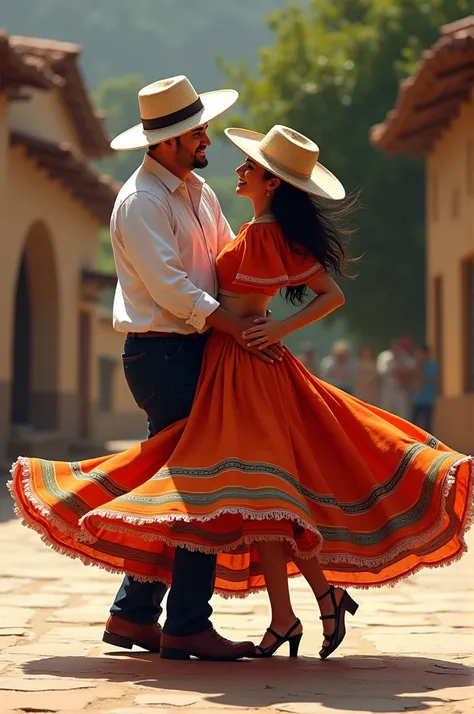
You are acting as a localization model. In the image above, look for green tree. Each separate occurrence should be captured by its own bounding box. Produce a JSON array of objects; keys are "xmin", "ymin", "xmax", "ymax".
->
[
  {"xmin": 93, "ymin": 74, "xmax": 147, "ymax": 182},
  {"xmin": 218, "ymin": 0, "xmax": 470, "ymax": 349}
]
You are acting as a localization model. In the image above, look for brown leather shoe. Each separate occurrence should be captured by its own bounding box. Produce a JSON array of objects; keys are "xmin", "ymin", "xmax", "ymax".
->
[
  {"xmin": 160, "ymin": 627, "xmax": 255, "ymax": 661},
  {"xmin": 102, "ymin": 615, "xmax": 162, "ymax": 652}
]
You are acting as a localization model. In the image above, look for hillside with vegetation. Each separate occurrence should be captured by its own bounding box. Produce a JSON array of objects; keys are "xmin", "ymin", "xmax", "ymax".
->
[{"xmin": 0, "ymin": 0, "xmax": 290, "ymax": 89}]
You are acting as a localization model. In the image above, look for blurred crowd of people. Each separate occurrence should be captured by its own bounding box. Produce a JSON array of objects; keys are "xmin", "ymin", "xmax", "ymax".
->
[{"xmin": 298, "ymin": 337, "xmax": 438, "ymax": 432}]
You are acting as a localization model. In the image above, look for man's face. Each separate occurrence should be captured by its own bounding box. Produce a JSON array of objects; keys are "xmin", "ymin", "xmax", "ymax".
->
[{"xmin": 174, "ymin": 124, "xmax": 211, "ymax": 170}]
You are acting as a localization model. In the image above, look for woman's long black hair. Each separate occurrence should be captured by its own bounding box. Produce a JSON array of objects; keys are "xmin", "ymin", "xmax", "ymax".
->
[{"xmin": 265, "ymin": 171, "xmax": 359, "ymax": 304}]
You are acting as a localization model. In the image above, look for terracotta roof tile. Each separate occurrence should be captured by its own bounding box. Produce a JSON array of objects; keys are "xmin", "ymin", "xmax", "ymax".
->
[
  {"xmin": 370, "ymin": 15, "xmax": 474, "ymax": 156},
  {"xmin": 8, "ymin": 35, "xmax": 81, "ymax": 56},
  {"xmin": 8, "ymin": 34, "xmax": 112, "ymax": 158},
  {"xmin": 11, "ymin": 131, "xmax": 119, "ymax": 225},
  {"xmin": 0, "ymin": 31, "xmax": 63, "ymax": 90}
]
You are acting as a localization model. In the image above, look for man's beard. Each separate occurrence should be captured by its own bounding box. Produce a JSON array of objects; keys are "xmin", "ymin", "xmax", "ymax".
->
[{"xmin": 193, "ymin": 153, "xmax": 208, "ymax": 169}]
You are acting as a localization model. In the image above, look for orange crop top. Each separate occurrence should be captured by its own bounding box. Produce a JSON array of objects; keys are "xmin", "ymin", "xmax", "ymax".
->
[{"xmin": 216, "ymin": 219, "xmax": 325, "ymax": 296}]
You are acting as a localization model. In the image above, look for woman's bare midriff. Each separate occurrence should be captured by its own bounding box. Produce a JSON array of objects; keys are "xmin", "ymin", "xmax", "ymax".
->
[{"xmin": 218, "ymin": 290, "xmax": 271, "ymax": 319}]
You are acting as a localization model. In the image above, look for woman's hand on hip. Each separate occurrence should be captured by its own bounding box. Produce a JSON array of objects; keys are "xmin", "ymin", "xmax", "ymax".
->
[
  {"xmin": 236, "ymin": 317, "xmax": 285, "ymax": 363},
  {"xmin": 243, "ymin": 317, "xmax": 287, "ymax": 350}
]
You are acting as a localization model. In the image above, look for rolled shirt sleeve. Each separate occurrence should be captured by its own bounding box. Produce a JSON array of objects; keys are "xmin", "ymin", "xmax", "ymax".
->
[{"xmin": 118, "ymin": 192, "xmax": 219, "ymax": 331}]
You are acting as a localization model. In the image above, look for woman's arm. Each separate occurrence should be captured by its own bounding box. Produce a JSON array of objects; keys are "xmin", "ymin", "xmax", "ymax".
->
[{"xmin": 242, "ymin": 273, "xmax": 345, "ymax": 349}]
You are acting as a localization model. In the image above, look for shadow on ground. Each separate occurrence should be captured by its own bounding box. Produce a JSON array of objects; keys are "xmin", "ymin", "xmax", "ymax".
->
[{"xmin": 22, "ymin": 653, "xmax": 472, "ymax": 712}]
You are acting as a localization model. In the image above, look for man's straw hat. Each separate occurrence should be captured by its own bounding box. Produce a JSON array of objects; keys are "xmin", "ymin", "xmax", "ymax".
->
[
  {"xmin": 111, "ymin": 75, "xmax": 238, "ymax": 151},
  {"xmin": 225, "ymin": 125, "xmax": 345, "ymax": 200}
]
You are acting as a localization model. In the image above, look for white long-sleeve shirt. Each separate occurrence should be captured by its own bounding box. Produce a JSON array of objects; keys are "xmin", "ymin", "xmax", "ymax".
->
[{"xmin": 111, "ymin": 154, "xmax": 234, "ymax": 334}]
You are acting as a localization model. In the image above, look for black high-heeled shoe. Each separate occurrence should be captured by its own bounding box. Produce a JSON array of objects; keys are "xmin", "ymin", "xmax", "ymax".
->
[
  {"xmin": 253, "ymin": 618, "xmax": 303, "ymax": 658},
  {"xmin": 317, "ymin": 585, "xmax": 358, "ymax": 660}
]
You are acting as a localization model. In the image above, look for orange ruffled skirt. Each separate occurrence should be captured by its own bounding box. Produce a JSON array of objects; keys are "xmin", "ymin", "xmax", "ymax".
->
[{"xmin": 10, "ymin": 332, "xmax": 473, "ymax": 597}]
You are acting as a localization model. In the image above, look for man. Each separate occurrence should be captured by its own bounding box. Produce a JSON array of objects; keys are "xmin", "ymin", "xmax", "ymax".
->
[
  {"xmin": 377, "ymin": 339, "xmax": 415, "ymax": 420},
  {"xmin": 412, "ymin": 344, "xmax": 438, "ymax": 432},
  {"xmin": 320, "ymin": 340, "xmax": 355, "ymax": 394},
  {"xmin": 103, "ymin": 75, "xmax": 281, "ymax": 661}
]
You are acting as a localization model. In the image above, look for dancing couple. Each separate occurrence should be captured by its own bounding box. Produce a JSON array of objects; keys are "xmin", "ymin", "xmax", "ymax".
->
[{"xmin": 10, "ymin": 75, "xmax": 472, "ymax": 662}]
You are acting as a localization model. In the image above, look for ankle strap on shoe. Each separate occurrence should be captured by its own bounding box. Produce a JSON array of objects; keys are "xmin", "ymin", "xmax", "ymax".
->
[
  {"xmin": 266, "ymin": 618, "xmax": 301, "ymax": 641},
  {"xmin": 316, "ymin": 585, "xmax": 333, "ymax": 602}
]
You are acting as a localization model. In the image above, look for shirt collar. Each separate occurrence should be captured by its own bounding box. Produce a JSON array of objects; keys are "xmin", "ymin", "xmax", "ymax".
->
[{"xmin": 143, "ymin": 154, "xmax": 205, "ymax": 194}]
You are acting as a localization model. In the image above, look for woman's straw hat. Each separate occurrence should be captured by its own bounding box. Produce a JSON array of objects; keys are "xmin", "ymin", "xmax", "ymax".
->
[{"xmin": 225, "ymin": 125, "xmax": 345, "ymax": 200}]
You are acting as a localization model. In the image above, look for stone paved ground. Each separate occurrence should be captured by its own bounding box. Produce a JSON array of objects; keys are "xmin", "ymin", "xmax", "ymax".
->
[{"xmin": 0, "ymin": 500, "xmax": 472, "ymax": 714}]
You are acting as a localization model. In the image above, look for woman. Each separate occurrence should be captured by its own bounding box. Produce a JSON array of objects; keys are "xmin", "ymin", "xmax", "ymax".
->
[
  {"xmin": 10, "ymin": 126, "xmax": 473, "ymax": 661},
  {"xmin": 354, "ymin": 346, "xmax": 379, "ymax": 405}
]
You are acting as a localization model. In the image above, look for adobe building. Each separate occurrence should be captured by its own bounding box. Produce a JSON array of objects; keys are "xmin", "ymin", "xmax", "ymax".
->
[
  {"xmin": 371, "ymin": 16, "xmax": 474, "ymax": 453},
  {"xmin": 0, "ymin": 33, "xmax": 145, "ymax": 465}
]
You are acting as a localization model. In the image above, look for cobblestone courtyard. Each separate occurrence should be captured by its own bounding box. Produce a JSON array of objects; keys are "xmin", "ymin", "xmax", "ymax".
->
[{"xmin": 0, "ymin": 498, "xmax": 472, "ymax": 714}]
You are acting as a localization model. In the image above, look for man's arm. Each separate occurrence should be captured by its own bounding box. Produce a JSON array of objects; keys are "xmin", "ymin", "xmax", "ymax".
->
[
  {"xmin": 118, "ymin": 192, "xmax": 219, "ymax": 332},
  {"xmin": 119, "ymin": 192, "xmax": 280, "ymax": 362}
]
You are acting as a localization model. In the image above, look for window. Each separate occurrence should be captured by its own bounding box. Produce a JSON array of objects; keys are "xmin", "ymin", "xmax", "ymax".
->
[
  {"xmin": 433, "ymin": 276, "xmax": 444, "ymax": 395},
  {"xmin": 463, "ymin": 258, "xmax": 474, "ymax": 393},
  {"xmin": 99, "ymin": 357, "xmax": 116, "ymax": 413}
]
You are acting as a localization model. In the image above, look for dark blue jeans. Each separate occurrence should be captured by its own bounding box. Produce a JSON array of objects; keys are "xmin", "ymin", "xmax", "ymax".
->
[{"xmin": 109, "ymin": 332, "xmax": 216, "ymax": 636}]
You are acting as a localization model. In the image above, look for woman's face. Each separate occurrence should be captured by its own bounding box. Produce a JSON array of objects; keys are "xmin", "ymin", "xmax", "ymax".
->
[
  {"xmin": 360, "ymin": 346, "xmax": 373, "ymax": 360},
  {"xmin": 235, "ymin": 157, "xmax": 278, "ymax": 199}
]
